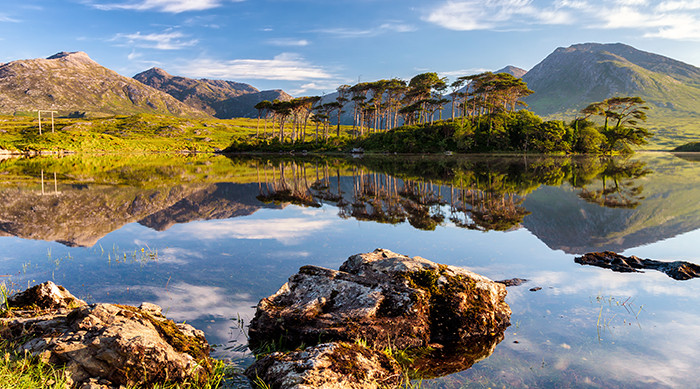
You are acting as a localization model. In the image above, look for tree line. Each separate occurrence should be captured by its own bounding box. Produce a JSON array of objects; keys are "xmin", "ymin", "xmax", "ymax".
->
[{"xmin": 246, "ymin": 72, "xmax": 652, "ymax": 154}]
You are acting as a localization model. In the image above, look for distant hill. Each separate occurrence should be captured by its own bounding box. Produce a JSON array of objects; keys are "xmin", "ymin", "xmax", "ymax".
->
[
  {"xmin": 495, "ymin": 65, "xmax": 527, "ymax": 78},
  {"xmin": 0, "ymin": 52, "xmax": 208, "ymax": 118},
  {"xmin": 211, "ymin": 89, "xmax": 293, "ymax": 119},
  {"xmin": 134, "ymin": 68, "xmax": 292, "ymax": 119},
  {"xmin": 133, "ymin": 67, "xmax": 258, "ymax": 116},
  {"xmin": 522, "ymin": 43, "xmax": 700, "ymax": 148}
]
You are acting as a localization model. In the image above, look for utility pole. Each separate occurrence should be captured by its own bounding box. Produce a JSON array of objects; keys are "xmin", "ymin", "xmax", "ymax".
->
[{"xmin": 37, "ymin": 110, "xmax": 58, "ymax": 135}]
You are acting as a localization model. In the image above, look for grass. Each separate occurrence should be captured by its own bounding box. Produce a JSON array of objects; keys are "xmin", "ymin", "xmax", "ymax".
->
[
  {"xmin": 0, "ymin": 335, "xmax": 240, "ymax": 389},
  {"xmin": 0, "ymin": 338, "xmax": 68, "ymax": 389},
  {"xmin": 0, "ymin": 113, "xmax": 356, "ymax": 154}
]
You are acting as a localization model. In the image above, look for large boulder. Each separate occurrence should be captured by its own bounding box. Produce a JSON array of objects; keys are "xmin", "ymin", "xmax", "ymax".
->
[
  {"xmin": 249, "ymin": 249, "xmax": 510, "ymax": 352},
  {"xmin": 1, "ymin": 281, "xmax": 212, "ymax": 388},
  {"xmin": 245, "ymin": 342, "xmax": 402, "ymax": 389},
  {"xmin": 247, "ymin": 249, "xmax": 511, "ymax": 387}
]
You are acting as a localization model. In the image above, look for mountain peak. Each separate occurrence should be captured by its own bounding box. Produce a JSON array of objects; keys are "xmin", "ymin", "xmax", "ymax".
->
[
  {"xmin": 522, "ymin": 41, "xmax": 700, "ymax": 130},
  {"xmin": 496, "ymin": 65, "xmax": 527, "ymax": 78},
  {"xmin": 0, "ymin": 52, "xmax": 208, "ymax": 117},
  {"xmin": 46, "ymin": 51, "xmax": 95, "ymax": 63},
  {"xmin": 136, "ymin": 67, "xmax": 171, "ymax": 78}
]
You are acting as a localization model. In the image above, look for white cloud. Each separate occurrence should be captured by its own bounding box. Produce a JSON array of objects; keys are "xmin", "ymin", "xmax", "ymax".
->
[
  {"xmin": 290, "ymin": 80, "xmax": 350, "ymax": 95},
  {"xmin": 426, "ymin": 0, "xmax": 700, "ymax": 40},
  {"xmin": 111, "ymin": 30, "xmax": 198, "ymax": 50},
  {"xmin": 172, "ymin": 53, "xmax": 334, "ymax": 81},
  {"xmin": 316, "ymin": 22, "xmax": 416, "ymax": 38},
  {"xmin": 266, "ymin": 38, "xmax": 311, "ymax": 47},
  {"xmin": 656, "ymin": 0, "xmax": 700, "ymax": 11},
  {"xmin": 424, "ymin": 0, "xmax": 572, "ymax": 31},
  {"xmin": 90, "ymin": 0, "xmax": 243, "ymax": 13}
]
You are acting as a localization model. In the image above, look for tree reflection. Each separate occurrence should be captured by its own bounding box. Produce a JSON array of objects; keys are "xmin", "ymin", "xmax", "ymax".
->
[
  {"xmin": 575, "ymin": 157, "xmax": 650, "ymax": 209},
  {"xmin": 246, "ymin": 155, "xmax": 651, "ymax": 233}
]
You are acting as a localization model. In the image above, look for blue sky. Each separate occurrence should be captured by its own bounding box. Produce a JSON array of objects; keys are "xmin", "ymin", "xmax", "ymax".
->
[{"xmin": 1, "ymin": 0, "xmax": 699, "ymax": 96}]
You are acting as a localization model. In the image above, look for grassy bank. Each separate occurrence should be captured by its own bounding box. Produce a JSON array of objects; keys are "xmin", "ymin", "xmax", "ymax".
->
[{"xmin": 0, "ymin": 114, "xmax": 263, "ymax": 153}]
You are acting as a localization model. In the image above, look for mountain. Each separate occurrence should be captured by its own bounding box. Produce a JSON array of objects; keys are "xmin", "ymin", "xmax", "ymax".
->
[
  {"xmin": 211, "ymin": 89, "xmax": 293, "ymax": 119},
  {"xmin": 495, "ymin": 65, "xmax": 527, "ymax": 78},
  {"xmin": 0, "ymin": 52, "xmax": 208, "ymax": 118},
  {"xmin": 133, "ymin": 67, "xmax": 259, "ymax": 116},
  {"xmin": 134, "ymin": 68, "xmax": 292, "ymax": 119},
  {"xmin": 522, "ymin": 43, "xmax": 700, "ymax": 147}
]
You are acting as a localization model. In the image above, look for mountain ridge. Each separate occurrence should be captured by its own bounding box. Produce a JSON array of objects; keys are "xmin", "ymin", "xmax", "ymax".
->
[
  {"xmin": 521, "ymin": 43, "xmax": 700, "ymax": 148},
  {"xmin": 134, "ymin": 68, "xmax": 293, "ymax": 119},
  {"xmin": 0, "ymin": 51, "xmax": 209, "ymax": 118}
]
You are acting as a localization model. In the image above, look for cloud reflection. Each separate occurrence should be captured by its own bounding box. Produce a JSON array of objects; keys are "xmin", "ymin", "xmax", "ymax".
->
[{"xmin": 172, "ymin": 218, "xmax": 334, "ymax": 245}]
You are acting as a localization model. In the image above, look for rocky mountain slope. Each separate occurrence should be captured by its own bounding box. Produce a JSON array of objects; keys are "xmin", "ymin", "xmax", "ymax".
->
[
  {"xmin": 522, "ymin": 43, "xmax": 700, "ymax": 147},
  {"xmin": 211, "ymin": 89, "xmax": 293, "ymax": 119},
  {"xmin": 134, "ymin": 68, "xmax": 292, "ymax": 119},
  {"xmin": 0, "ymin": 52, "xmax": 208, "ymax": 118}
]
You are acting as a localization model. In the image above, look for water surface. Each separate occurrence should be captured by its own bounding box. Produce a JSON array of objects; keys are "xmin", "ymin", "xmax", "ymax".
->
[{"xmin": 1, "ymin": 152, "xmax": 699, "ymax": 388}]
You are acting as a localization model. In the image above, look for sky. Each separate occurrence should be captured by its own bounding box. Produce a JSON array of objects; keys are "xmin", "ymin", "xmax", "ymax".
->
[{"xmin": 1, "ymin": 0, "xmax": 699, "ymax": 96}]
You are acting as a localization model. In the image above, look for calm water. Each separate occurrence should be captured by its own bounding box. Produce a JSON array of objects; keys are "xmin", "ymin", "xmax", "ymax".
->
[{"xmin": 1, "ymin": 152, "xmax": 700, "ymax": 388}]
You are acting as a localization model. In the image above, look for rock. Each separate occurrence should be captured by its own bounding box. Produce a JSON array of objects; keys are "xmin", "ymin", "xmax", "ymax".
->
[
  {"xmin": 575, "ymin": 251, "xmax": 700, "ymax": 281},
  {"xmin": 1, "ymin": 283, "xmax": 212, "ymax": 388},
  {"xmin": 529, "ymin": 287, "xmax": 542, "ymax": 292},
  {"xmin": 245, "ymin": 342, "xmax": 401, "ymax": 389},
  {"xmin": 7, "ymin": 281, "xmax": 87, "ymax": 310},
  {"xmin": 495, "ymin": 278, "xmax": 529, "ymax": 287},
  {"xmin": 247, "ymin": 249, "xmax": 511, "ymax": 385},
  {"xmin": 249, "ymin": 249, "xmax": 510, "ymax": 352}
]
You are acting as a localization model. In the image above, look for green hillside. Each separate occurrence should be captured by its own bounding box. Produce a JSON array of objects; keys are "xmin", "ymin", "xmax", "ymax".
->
[{"xmin": 523, "ymin": 43, "xmax": 700, "ymax": 149}]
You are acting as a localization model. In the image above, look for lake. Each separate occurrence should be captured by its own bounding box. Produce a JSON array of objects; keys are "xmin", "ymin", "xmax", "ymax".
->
[{"xmin": 1, "ymin": 152, "xmax": 699, "ymax": 388}]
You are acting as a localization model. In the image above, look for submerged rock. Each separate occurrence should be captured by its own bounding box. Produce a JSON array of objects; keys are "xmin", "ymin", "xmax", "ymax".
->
[
  {"xmin": 575, "ymin": 251, "xmax": 700, "ymax": 281},
  {"xmin": 246, "ymin": 342, "xmax": 401, "ymax": 389},
  {"xmin": 247, "ymin": 249, "xmax": 511, "ymax": 387},
  {"xmin": 495, "ymin": 278, "xmax": 529, "ymax": 287},
  {"xmin": 1, "ymin": 281, "xmax": 212, "ymax": 388}
]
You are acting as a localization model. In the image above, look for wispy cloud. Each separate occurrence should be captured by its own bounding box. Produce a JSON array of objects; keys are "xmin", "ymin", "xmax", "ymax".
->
[
  {"xmin": 266, "ymin": 38, "xmax": 310, "ymax": 47},
  {"xmin": 316, "ymin": 22, "xmax": 416, "ymax": 38},
  {"xmin": 111, "ymin": 30, "xmax": 198, "ymax": 50},
  {"xmin": 172, "ymin": 53, "xmax": 334, "ymax": 81},
  {"xmin": 425, "ymin": 0, "xmax": 700, "ymax": 40},
  {"xmin": 89, "ymin": 0, "xmax": 243, "ymax": 13},
  {"xmin": 0, "ymin": 14, "xmax": 20, "ymax": 23}
]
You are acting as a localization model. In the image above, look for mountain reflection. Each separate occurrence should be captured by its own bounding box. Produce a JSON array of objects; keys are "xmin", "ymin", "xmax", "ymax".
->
[{"xmin": 5, "ymin": 153, "xmax": 700, "ymax": 253}]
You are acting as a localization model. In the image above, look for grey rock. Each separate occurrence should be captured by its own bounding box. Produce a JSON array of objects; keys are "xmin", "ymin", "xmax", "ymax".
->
[
  {"xmin": 248, "ymin": 247, "xmax": 511, "ymax": 353},
  {"xmin": 1, "ymin": 283, "xmax": 212, "ymax": 388},
  {"xmin": 245, "ymin": 342, "xmax": 401, "ymax": 389},
  {"xmin": 8, "ymin": 281, "xmax": 86, "ymax": 310}
]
